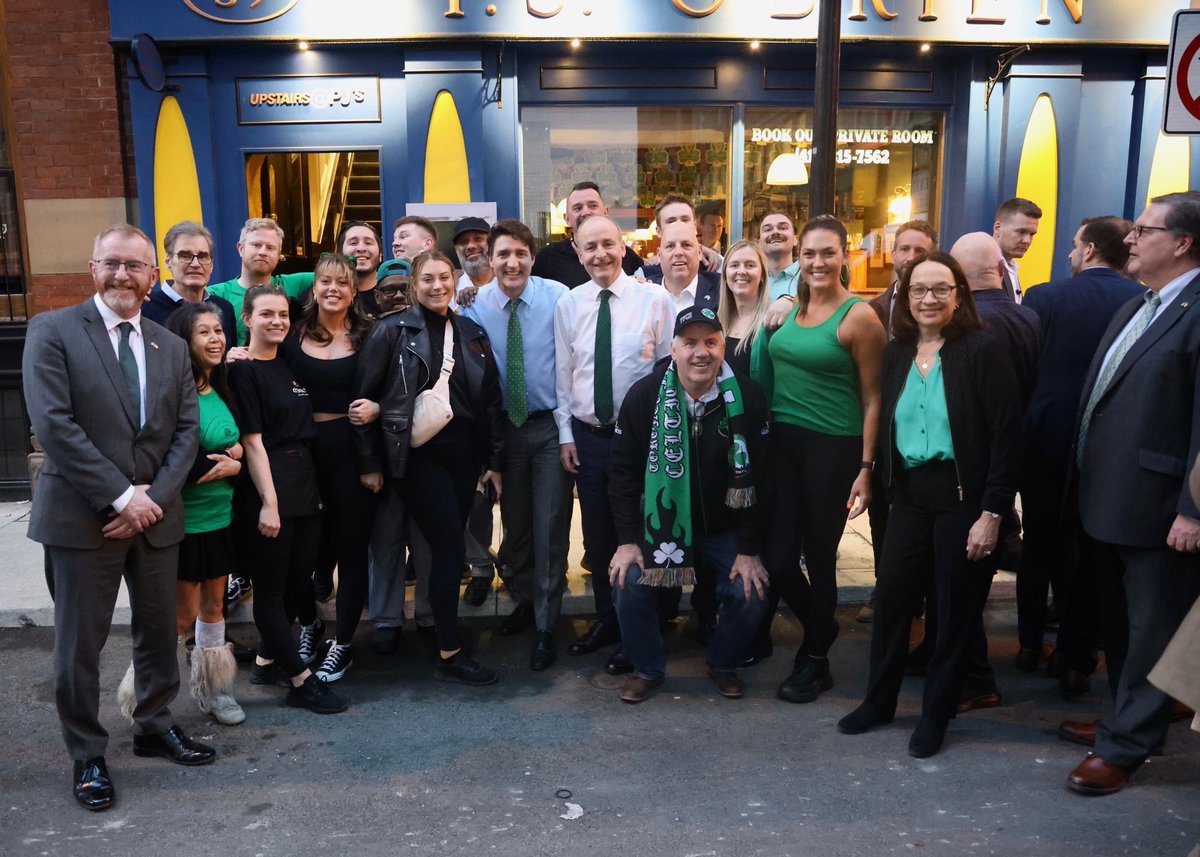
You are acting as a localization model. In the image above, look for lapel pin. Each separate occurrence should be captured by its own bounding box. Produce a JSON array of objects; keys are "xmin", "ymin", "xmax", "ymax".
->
[
  {"xmin": 1181, "ymin": 302, "xmax": 1190, "ymax": 309},
  {"xmin": 149, "ymin": 341, "xmax": 159, "ymax": 350}
]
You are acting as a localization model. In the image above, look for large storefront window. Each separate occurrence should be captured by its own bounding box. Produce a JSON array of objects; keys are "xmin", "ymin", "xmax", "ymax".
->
[
  {"xmin": 744, "ymin": 108, "xmax": 942, "ymax": 293},
  {"xmin": 522, "ymin": 106, "xmax": 731, "ymax": 258}
]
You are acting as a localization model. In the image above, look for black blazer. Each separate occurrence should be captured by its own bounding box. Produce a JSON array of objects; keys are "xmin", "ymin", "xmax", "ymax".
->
[
  {"xmin": 642, "ymin": 268, "xmax": 721, "ymax": 312},
  {"xmin": 880, "ymin": 331, "xmax": 1023, "ymax": 516},
  {"xmin": 1075, "ymin": 269, "xmax": 1200, "ymax": 547},
  {"xmin": 1022, "ymin": 267, "xmax": 1144, "ymax": 461}
]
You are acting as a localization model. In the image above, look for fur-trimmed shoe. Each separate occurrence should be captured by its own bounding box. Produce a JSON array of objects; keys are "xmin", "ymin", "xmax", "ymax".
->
[
  {"xmin": 191, "ymin": 643, "xmax": 245, "ymax": 726},
  {"xmin": 116, "ymin": 661, "xmax": 136, "ymax": 724}
]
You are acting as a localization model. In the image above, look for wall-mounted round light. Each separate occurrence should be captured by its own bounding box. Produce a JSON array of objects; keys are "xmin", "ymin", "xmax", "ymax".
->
[
  {"xmin": 919, "ymin": 43, "xmax": 931, "ymax": 53},
  {"xmin": 570, "ymin": 38, "xmax": 582, "ymax": 49},
  {"xmin": 298, "ymin": 40, "xmax": 310, "ymax": 51},
  {"xmin": 750, "ymin": 40, "xmax": 761, "ymax": 50}
]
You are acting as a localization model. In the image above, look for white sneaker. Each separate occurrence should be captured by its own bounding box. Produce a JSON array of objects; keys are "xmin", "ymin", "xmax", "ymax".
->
[{"xmin": 202, "ymin": 694, "xmax": 246, "ymax": 726}]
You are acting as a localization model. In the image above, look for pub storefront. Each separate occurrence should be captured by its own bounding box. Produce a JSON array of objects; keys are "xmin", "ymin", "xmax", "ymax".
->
[{"xmin": 108, "ymin": 0, "xmax": 1195, "ymax": 291}]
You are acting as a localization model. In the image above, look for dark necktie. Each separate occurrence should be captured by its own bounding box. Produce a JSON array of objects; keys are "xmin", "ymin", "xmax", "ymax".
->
[
  {"xmin": 117, "ymin": 321, "xmax": 142, "ymax": 426},
  {"xmin": 595, "ymin": 289, "xmax": 613, "ymax": 424},
  {"xmin": 506, "ymin": 298, "xmax": 527, "ymax": 427}
]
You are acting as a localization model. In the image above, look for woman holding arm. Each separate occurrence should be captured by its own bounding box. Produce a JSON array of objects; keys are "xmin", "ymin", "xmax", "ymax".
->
[
  {"xmin": 753, "ymin": 215, "xmax": 887, "ymax": 703},
  {"xmin": 837, "ymin": 252, "xmax": 1022, "ymax": 757},
  {"xmin": 716, "ymin": 239, "xmax": 772, "ymax": 378},
  {"xmin": 355, "ymin": 250, "xmax": 505, "ymax": 685},
  {"xmin": 282, "ymin": 254, "xmax": 380, "ymax": 682},
  {"xmin": 229, "ymin": 284, "xmax": 346, "ymax": 714}
]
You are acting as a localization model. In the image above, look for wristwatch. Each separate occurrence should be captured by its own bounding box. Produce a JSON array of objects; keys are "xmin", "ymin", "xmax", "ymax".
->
[{"xmin": 860, "ymin": 460, "xmax": 876, "ymax": 472}]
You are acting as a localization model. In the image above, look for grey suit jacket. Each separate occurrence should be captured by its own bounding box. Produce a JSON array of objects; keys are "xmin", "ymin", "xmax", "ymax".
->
[
  {"xmin": 1076, "ymin": 270, "xmax": 1200, "ymax": 548},
  {"xmin": 23, "ymin": 297, "xmax": 199, "ymax": 549}
]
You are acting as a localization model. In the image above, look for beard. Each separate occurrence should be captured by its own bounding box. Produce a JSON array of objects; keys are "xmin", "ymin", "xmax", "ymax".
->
[
  {"xmin": 99, "ymin": 286, "xmax": 143, "ymax": 317},
  {"xmin": 461, "ymin": 255, "xmax": 491, "ymax": 281}
]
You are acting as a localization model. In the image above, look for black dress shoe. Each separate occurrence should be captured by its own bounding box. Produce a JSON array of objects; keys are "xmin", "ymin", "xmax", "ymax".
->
[
  {"xmin": 568, "ymin": 622, "xmax": 619, "ymax": 656},
  {"xmin": 740, "ymin": 638, "xmax": 773, "ymax": 668},
  {"xmin": 605, "ymin": 648, "xmax": 634, "ymax": 676},
  {"xmin": 838, "ymin": 704, "xmax": 894, "ymax": 735},
  {"xmin": 498, "ymin": 602, "xmax": 535, "ymax": 637},
  {"xmin": 73, "ymin": 757, "xmax": 113, "ymax": 812},
  {"xmin": 132, "ymin": 725, "xmax": 216, "ymax": 766},
  {"xmin": 530, "ymin": 631, "xmax": 556, "ymax": 671},
  {"xmin": 908, "ymin": 716, "xmax": 948, "ymax": 758}
]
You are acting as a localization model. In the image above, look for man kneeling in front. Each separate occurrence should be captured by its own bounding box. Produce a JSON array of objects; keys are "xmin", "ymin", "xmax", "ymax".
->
[{"xmin": 607, "ymin": 307, "xmax": 770, "ymax": 703}]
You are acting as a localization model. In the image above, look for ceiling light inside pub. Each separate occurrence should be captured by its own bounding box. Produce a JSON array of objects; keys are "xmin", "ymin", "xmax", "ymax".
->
[{"xmin": 766, "ymin": 149, "xmax": 809, "ymax": 186}]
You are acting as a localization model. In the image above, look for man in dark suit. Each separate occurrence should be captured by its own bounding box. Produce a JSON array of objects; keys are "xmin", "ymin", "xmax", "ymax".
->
[
  {"xmin": 139, "ymin": 220, "xmax": 237, "ymax": 343},
  {"xmin": 1064, "ymin": 192, "xmax": 1200, "ymax": 795},
  {"xmin": 993, "ymin": 197, "xmax": 1042, "ymax": 303},
  {"xmin": 645, "ymin": 220, "xmax": 720, "ymax": 312},
  {"xmin": 868, "ymin": 220, "xmax": 937, "ymax": 337},
  {"xmin": 24, "ymin": 224, "xmax": 213, "ymax": 813},
  {"xmin": 1018, "ymin": 217, "xmax": 1142, "ymax": 682},
  {"xmin": 531, "ymin": 181, "xmax": 643, "ymax": 287}
]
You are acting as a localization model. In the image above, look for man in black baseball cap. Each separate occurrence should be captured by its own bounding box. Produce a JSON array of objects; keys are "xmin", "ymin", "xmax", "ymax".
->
[
  {"xmin": 604, "ymin": 305, "xmax": 771, "ymax": 704},
  {"xmin": 453, "ymin": 217, "xmax": 494, "ymax": 304}
]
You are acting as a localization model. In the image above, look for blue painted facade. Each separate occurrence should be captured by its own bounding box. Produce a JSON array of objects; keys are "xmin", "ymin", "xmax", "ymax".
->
[{"xmin": 113, "ymin": 1, "xmax": 1192, "ymax": 285}]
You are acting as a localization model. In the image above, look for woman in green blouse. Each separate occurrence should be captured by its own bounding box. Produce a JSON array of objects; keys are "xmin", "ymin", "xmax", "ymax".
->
[{"xmin": 837, "ymin": 252, "xmax": 1023, "ymax": 758}]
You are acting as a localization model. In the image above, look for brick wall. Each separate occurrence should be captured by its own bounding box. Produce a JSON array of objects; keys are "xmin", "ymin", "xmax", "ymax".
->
[{"xmin": 2, "ymin": 0, "xmax": 132, "ymax": 313}]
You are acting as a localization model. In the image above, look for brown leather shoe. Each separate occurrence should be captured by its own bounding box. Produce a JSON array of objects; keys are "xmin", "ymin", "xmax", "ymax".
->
[
  {"xmin": 619, "ymin": 675, "xmax": 664, "ymax": 704},
  {"xmin": 1066, "ymin": 753, "xmax": 1132, "ymax": 796},
  {"xmin": 1014, "ymin": 647, "xmax": 1042, "ymax": 672},
  {"xmin": 1172, "ymin": 701, "xmax": 1195, "ymax": 722},
  {"xmin": 956, "ymin": 691, "xmax": 1001, "ymax": 714},
  {"xmin": 1058, "ymin": 719, "xmax": 1098, "ymax": 747},
  {"xmin": 707, "ymin": 669, "xmax": 745, "ymax": 699}
]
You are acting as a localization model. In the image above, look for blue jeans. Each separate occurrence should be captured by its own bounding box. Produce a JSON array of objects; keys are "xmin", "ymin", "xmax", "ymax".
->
[{"xmin": 614, "ymin": 530, "xmax": 767, "ymax": 680}]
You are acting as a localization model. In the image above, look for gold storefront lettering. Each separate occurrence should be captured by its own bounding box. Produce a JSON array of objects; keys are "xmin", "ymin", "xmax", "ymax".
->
[
  {"xmin": 1037, "ymin": 0, "xmax": 1083, "ymax": 25},
  {"xmin": 671, "ymin": 0, "xmax": 725, "ymax": 16},
  {"xmin": 444, "ymin": 0, "xmax": 464, "ymax": 18},
  {"xmin": 848, "ymin": 0, "xmax": 899, "ymax": 22},
  {"xmin": 771, "ymin": 0, "xmax": 814, "ymax": 19},
  {"xmin": 527, "ymin": 0, "xmax": 563, "ymax": 17}
]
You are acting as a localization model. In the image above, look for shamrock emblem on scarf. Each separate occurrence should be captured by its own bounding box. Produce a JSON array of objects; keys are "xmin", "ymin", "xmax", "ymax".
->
[{"xmin": 653, "ymin": 542, "xmax": 685, "ymax": 566}]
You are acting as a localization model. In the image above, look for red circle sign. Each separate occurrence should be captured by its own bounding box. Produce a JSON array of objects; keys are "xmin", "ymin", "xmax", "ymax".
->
[{"xmin": 1176, "ymin": 32, "xmax": 1200, "ymax": 121}]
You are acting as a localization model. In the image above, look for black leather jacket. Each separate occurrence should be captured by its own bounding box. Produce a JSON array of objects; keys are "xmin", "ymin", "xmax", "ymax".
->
[{"xmin": 352, "ymin": 306, "xmax": 505, "ymax": 479}]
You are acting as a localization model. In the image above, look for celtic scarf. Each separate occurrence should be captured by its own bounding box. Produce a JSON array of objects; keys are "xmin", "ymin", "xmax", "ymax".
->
[{"xmin": 641, "ymin": 361, "xmax": 756, "ymax": 586}]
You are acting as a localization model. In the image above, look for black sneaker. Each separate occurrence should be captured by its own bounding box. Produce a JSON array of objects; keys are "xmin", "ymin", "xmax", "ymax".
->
[
  {"xmin": 315, "ymin": 642, "xmax": 353, "ymax": 683},
  {"xmin": 462, "ymin": 576, "xmax": 491, "ymax": 607},
  {"xmin": 249, "ymin": 661, "xmax": 289, "ymax": 688},
  {"xmin": 285, "ymin": 675, "xmax": 348, "ymax": 714},
  {"xmin": 434, "ymin": 652, "xmax": 498, "ymax": 686},
  {"xmin": 298, "ymin": 618, "xmax": 325, "ymax": 665},
  {"xmin": 372, "ymin": 626, "xmax": 403, "ymax": 656},
  {"xmin": 225, "ymin": 576, "xmax": 252, "ymax": 610},
  {"xmin": 776, "ymin": 656, "xmax": 833, "ymax": 704}
]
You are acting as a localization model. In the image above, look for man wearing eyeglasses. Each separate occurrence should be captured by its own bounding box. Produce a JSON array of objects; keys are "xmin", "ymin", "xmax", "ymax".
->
[
  {"xmin": 1064, "ymin": 192, "xmax": 1200, "ymax": 796},
  {"xmin": 141, "ymin": 221, "xmax": 237, "ymax": 346},
  {"xmin": 24, "ymin": 224, "xmax": 212, "ymax": 812}
]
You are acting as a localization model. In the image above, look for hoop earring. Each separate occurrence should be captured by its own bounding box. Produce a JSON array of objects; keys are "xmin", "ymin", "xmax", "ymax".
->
[{"xmin": 840, "ymin": 264, "xmax": 850, "ymax": 287}]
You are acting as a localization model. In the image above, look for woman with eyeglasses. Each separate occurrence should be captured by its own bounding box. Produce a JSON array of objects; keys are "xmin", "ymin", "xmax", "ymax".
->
[
  {"xmin": 354, "ymin": 249, "xmax": 505, "ymax": 686},
  {"xmin": 716, "ymin": 239, "xmax": 772, "ymax": 378},
  {"xmin": 282, "ymin": 253, "xmax": 380, "ymax": 682},
  {"xmin": 228, "ymin": 284, "xmax": 347, "ymax": 714},
  {"xmin": 837, "ymin": 251, "xmax": 1022, "ymax": 758},
  {"xmin": 753, "ymin": 215, "xmax": 886, "ymax": 701}
]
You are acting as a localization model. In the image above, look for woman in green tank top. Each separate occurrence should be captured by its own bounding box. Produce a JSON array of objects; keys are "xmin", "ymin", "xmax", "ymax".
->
[{"xmin": 752, "ymin": 215, "xmax": 886, "ymax": 705}]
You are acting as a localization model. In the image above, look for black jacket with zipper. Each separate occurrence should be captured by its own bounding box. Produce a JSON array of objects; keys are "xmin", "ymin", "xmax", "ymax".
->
[
  {"xmin": 609, "ymin": 358, "xmax": 770, "ymax": 557},
  {"xmin": 879, "ymin": 330, "xmax": 1023, "ymax": 516},
  {"xmin": 352, "ymin": 306, "xmax": 505, "ymax": 479}
]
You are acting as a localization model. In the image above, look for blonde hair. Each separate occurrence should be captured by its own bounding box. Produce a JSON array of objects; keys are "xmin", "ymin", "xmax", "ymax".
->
[{"xmin": 717, "ymin": 240, "xmax": 771, "ymax": 356}]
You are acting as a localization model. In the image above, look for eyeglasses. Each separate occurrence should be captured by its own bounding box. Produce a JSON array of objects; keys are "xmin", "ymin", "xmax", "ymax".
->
[
  {"xmin": 93, "ymin": 259, "xmax": 152, "ymax": 274},
  {"xmin": 909, "ymin": 284, "xmax": 954, "ymax": 300},
  {"xmin": 173, "ymin": 250, "xmax": 213, "ymax": 265},
  {"xmin": 1130, "ymin": 224, "xmax": 1171, "ymax": 239}
]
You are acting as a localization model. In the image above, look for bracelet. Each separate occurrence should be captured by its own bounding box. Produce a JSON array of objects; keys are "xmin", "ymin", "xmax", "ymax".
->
[
  {"xmin": 982, "ymin": 510, "xmax": 1001, "ymax": 520},
  {"xmin": 860, "ymin": 460, "xmax": 875, "ymax": 471}
]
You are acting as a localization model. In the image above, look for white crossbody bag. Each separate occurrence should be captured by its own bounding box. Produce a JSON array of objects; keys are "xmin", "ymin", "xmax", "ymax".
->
[{"xmin": 410, "ymin": 320, "xmax": 455, "ymax": 447}]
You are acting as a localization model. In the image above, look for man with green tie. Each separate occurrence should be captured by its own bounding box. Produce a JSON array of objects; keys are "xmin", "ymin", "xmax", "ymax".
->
[
  {"xmin": 553, "ymin": 215, "xmax": 674, "ymax": 666},
  {"xmin": 462, "ymin": 220, "xmax": 572, "ymax": 670}
]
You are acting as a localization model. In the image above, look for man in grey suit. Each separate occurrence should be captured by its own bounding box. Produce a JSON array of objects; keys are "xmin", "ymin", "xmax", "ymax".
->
[
  {"xmin": 1065, "ymin": 192, "xmax": 1200, "ymax": 795},
  {"xmin": 24, "ymin": 224, "xmax": 214, "ymax": 813}
]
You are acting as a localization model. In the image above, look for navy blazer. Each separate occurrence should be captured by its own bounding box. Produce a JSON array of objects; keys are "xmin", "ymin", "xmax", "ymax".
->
[
  {"xmin": 1022, "ymin": 267, "xmax": 1143, "ymax": 461},
  {"xmin": 642, "ymin": 268, "xmax": 721, "ymax": 312},
  {"xmin": 1074, "ymin": 269, "xmax": 1200, "ymax": 547},
  {"xmin": 141, "ymin": 283, "xmax": 239, "ymax": 351}
]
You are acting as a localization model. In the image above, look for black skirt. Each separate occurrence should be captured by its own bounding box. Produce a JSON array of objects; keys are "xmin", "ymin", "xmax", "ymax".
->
[{"xmin": 177, "ymin": 525, "xmax": 235, "ymax": 583}]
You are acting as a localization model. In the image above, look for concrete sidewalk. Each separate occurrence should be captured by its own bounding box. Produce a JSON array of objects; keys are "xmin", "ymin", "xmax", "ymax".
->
[{"xmin": 0, "ymin": 499, "xmax": 1014, "ymax": 628}]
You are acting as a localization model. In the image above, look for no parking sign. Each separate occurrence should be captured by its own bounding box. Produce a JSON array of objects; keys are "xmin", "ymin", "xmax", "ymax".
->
[{"xmin": 1165, "ymin": 10, "xmax": 1200, "ymax": 134}]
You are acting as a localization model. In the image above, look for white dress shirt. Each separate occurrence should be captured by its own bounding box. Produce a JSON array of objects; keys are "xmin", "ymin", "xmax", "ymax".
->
[
  {"xmin": 93, "ymin": 293, "xmax": 147, "ymax": 511},
  {"xmin": 554, "ymin": 273, "xmax": 674, "ymax": 444},
  {"xmin": 664, "ymin": 276, "xmax": 698, "ymax": 312},
  {"xmin": 1094, "ymin": 267, "xmax": 1199, "ymax": 385},
  {"xmin": 1003, "ymin": 258, "xmax": 1023, "ymax": 304}
]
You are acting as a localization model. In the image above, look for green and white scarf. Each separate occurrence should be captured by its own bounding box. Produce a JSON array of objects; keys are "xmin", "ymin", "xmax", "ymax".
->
[{"xmin": 641, "ymin": 361, "xmax": 756, "ymax": 587}]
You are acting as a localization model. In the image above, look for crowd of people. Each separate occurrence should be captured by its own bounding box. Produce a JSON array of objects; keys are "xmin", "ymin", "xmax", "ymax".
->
[{"xmin": 22, "ymin": 180, "xmax": 1200, "ymax": 813}]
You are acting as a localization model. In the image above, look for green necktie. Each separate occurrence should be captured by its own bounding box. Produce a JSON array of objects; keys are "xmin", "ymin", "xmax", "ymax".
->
[
  {"xmin": 595, "ymin": 289, "xmax": 613, "ymax": 424},
  {"xmin": 1077, "ymin": 292, "xmax": 1161, "ymax": 465},
  {"xmin": 506, "ymin": 298, "xmax": 528, "ymax": 427},
  {"xmin": 117, "ymin": 321, "xmax": 142, "ymax": 427}
]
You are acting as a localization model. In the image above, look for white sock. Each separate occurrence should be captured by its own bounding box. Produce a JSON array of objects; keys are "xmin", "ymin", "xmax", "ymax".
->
[{"xmin": 196, "ymin": 618, "xmax": 224, "ymax": 650}]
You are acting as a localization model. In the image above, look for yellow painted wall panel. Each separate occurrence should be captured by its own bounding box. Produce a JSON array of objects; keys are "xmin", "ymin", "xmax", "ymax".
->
[
  {"xmin": 1014, "ymin": 94, "xmax": 1058, "ymax": 289},
  {"xmin": 424, "ymin": 91, "xmax": 471, "ymax": 204},
  {"xmin": 153, "ymin": 96, "xmax": 204, "ymax": 278}
]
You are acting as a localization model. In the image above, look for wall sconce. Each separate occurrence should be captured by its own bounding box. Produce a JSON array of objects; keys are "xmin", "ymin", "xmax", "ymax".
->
[{"xmin": 888, "ymin": 185, "xmax": 913, "ymax": 223}]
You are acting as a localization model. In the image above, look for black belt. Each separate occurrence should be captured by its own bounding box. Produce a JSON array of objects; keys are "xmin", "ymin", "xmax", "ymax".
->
[
  {"xmin": 572, "ymin": 416, "xmax": 616, "ymax": 436},
  {"xmin": 505, "ymin": 409, "xmax": 553, "ymax": 423}
]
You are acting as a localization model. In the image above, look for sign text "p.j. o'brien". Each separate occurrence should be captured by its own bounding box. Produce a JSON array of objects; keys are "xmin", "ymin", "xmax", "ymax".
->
[{"xmin": 750, "ymin": 128, "xmax": 936, "ymax": 145}]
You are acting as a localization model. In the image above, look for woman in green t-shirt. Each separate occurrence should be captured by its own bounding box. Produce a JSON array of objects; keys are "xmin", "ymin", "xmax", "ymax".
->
[{"xmin": 166, "ymin": 303, "xmax": 247, "ymax": 726}]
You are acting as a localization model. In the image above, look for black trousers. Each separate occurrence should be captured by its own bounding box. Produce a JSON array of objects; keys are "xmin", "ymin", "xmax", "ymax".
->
[
  {"xmin": 314, "ymin": 418, "xmax": 380, "ymax": 645},
  {"xmin": 572, "ymin": 419, "xmax": 619, "ymax": 630},
  {"xmin": 1016, "ymin": 452, "xmax": 1069, "ymax": 650},
  {"xmin": 861, "ymin": 463, "xmax": 999, "ymax": 722},
  {"xmin": 760, "ymin": 423, "xmax": 862, "ymax": 658},
  {"xmin": 236, "ymin": 508, "xmax": 323, "ymax": 678},
  {"xmin": 399, "ymin": 439, "xmax": 479, "ymax": 652}
]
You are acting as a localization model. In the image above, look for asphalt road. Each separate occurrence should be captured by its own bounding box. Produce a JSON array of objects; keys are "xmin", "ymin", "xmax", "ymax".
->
[{"xmin": 1, "ymin": 605, "xmax": 1197, "ymax": 857}]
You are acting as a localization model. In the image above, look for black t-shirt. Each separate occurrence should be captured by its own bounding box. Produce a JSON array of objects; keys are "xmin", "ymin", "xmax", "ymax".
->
[
  {"xmin": 281, "ymin": 337, "xmax": 358, "ymax": 414},
  {"xmin": 530, "ymin": 239, "xmax": 642, "ymax": 287},
  {"xmin": 228, "ymin": 355, "xmax": 316, "ymax": 449}
]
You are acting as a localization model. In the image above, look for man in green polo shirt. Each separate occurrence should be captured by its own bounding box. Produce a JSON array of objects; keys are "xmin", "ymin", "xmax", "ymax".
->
[{"xmin": 207, "ymin": 217, "xmax": 313, "ymax": 346}]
